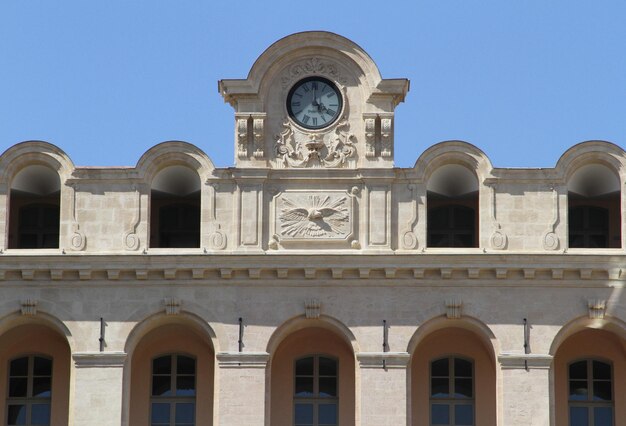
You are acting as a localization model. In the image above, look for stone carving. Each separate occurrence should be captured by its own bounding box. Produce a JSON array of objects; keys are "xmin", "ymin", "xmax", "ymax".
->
[
  {"xmin": 252, "ymin": 116, "xmax": 264, "ymax": 158},
  {"xmin": 402, "ymin": 184, "xmax": 419, "ymax": 249},
  {"xmin": 305, "ymin": 299, "xmax": 321, "ymax": 319},
  {"xmin": 543, "ymin": 186, "xmax": 560, "ymax": 250},
  {"xmin": 445, "ymin": 298, "xmax": 462, "ymax": 319},
  {"xmin": 69, "ymin": 184, "xmax": 86, "ymax": 251},
  {"xmin": 206, "ymin": 183, "xmax": 227, "ymax": 250},
  {"xmin": 279, "ymin": 194, "xmax": 349, "ymax": 238},
  {"xmin": 588, "ymin": 299, "xmax": 606, "ymax": 319},
  {"xmin": 20, "ymin": 299, "xmax": 37, "ymax": 316},
  {"xmin": 275, "ymin": 118, "xmax": 356, "ymax": 168},
  {"xmin": 237, "ymin": 117, "xmax": 248, "ymax": 158},
  {"xmin": 164, "ymin": 298, "xmax": 181, "ymax": 315},
  {"xmin": 489, "ymin": 184, "xmax": 507, "ymax": 250},
  {"xmin": 281, "ymin": 57, "xmax": 347, "ymax": 89},
  {"xmin": 364, "ymin": 117, "xmax": 376, "ymax": 158},
  {"xmin": 380, "ymin": 117, "xmax": 393, "ymax": 157},
  {"xmin": 123, "ymin": 186, "xmax": 141, "ymax": 251}
]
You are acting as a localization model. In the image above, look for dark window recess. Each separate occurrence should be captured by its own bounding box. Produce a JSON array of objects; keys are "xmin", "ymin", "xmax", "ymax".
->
[
  {"xmin": 17, "ymin": 204, "xmax": 60, "ymax": 249},
  {"xmin": 152, "ymin": 201, "xmax": 200, "ymax": 248},
  {"xmin": 427, "ymin": 204, "xmax": 476, "ymax": 248},
  {"xmin": 569, "ymin": 206, "xmax": 609, "ymax": 248}
]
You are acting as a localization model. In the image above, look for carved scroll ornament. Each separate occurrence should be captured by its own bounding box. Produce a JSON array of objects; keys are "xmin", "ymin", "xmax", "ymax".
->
[{"xmin": 275, "ymin": 118, "xmax": 356, "ymax": 168}]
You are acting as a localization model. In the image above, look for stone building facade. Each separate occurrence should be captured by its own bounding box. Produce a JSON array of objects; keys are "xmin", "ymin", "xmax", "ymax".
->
[{"xmin": 0, "ymin": 31, "xmax": 625, "ymax": 426}]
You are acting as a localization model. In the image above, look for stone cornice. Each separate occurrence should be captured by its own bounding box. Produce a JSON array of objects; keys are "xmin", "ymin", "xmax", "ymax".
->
[
  {"xmin": 0, "ymin": 253, "xmax": 624, "ymax": 284},
  {"xmin": 216, "ymin": 352, "xmax": 270, "ymax": 368},
  {"xmin": 72, "ymin": 352, "xmax": 127, "ymax": 368},
  {"xmin": 498, "ymin": 353, "xmax": 553, "ymax": 370},
  {"xmin": 357, "ymin": 352, "xmax": 410, "ymax": 369}
]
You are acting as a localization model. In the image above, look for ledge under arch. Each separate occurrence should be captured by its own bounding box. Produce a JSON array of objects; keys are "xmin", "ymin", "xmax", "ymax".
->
[
  {"xmin": 0, "ymin": 310, "xmax": 75, "ymax": 353},
  {"xmin": 134, "ymin": 140, "xmax": 216, "ymax": 183},
  {"xmin": 549, "ymin": 315, "xmax": 626, "ymax": 356},
  {"xmin": 0, "ymin": 140, "xmax": 75, "ymax": 185},
  {"xmin": 406, "ymin": 314, "xmax": 499, "ymax": 361},
  {"xmin": 265, "ymin": 314, "xmax": 360, "ymax": 356},
  {"xmin": 555, "ymin": 140, "xmax": 626, "ymax": 182},
  {"xmin": 412, "ymin": 140, "xmax": 494, "ymax": 183}
]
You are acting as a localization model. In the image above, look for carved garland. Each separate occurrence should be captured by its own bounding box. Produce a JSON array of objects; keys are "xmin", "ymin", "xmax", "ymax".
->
[{"xmin": 281, "ymin": 58, "xmax": 347, "ymax": 90}]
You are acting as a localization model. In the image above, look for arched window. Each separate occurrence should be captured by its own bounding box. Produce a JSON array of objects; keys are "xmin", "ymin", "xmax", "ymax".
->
[
  {"xmin": 568, "ymin": 359, "xmax": 613, "ymax": 426},
  {"xmin": 6, "ymin": 355, "xmax": 52, "ymax": 426},
  {"xmin": 9, "ymin": 166, "xmax": 60, "ymax": 249},
  {"xmin": 430, "ymin": 357, "xmax": 474, "ymax": 426},
  {"xmin": 427, "ymin": 165, "xmax": 478, "ymax": 248},
  {"xmin": 568, "ymin": 164, "xmax": 621, "ymax": 249},
  {"xmin": 150, "ymin": 354, "xmax": 196, "ymax": 426},
  {"xmin": 150, "ymin": 166, "xmax": 201, "ymax": 248},
  {"xmin": 294, "ymin": 355, "xmax": 338, "ymax": 426}
]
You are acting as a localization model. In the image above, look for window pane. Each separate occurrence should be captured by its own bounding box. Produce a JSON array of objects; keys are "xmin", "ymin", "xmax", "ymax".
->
[
  {"xmin": 295, "ymin": 377, "xmax": 314, "ymax": 397},
  {"xmin": 296, "ymin": 357, "xmax": 314, "ymax": 376},
  {"xmin": 431, "ymin": 358, "xmax": 449, "ymax": 377},
  {"xmin": 34, "ymin": 357, "xmax": 52, "ymax": 376},
  {"xmin": 569, "ymin": 406, "xmax": 589, "ymax": 426},
  {"xmin": 569, "ymin": 361, "xmax": 587, "ymax": 380},
  {"xmin": 318, "ymin": 403, "xmax": 337, "ymax": 425},
  {"xmin": 569, "ymin": 380, "xmax": 588, "ymax": 400},
  {"xmin": 152, "ymin": 375, "xmax": 172, "ymax": 396},
  {"xmin": 593, "ymin": 381, "xmax": 612, "ymax": 401},
  {"xmin": 319, "ymin": 357, "xmax": 337, "ymax": 376},
  {"xmin": 10, "ymin": 357, "xmax": 29, "ymax": 376},
  {"xmin": 177, "ymin": 356, "xmax": 195, "ymax": 375},
  {"xmin": 151, "ymin": 403, "xmax": 170, "ymax": 424},
  {"xmin": 454, "ymin": 358, "xmax": 472, "ymax": 378},
  {"xmin": 31, "ymin": 403, "xmax": 51, "ymax": 425},
  {"xmin": 319, "ymin": 377, "xmax": 337, "ymax": 398},
  {"xmin": 9, "ymin": 377, "xmax": 28, "ymax": 397},
  {"xmin": 7, "ymin": 404, "xmax": 26, "ymax": 425},
  {"xmin": 431, "ymin": 404, "xmax": 450, "ymax": 425},
  {"xmin": 593, "ymin": 361, "xmax": 611, "ymax": 380},
  {"xmin": 594, "ymin": 407, "xmax": 613, "ymax": 426},
  {"xmin": 431, "ymin": 378, "xmax": 449, "ymax": 398},
  {"xmin": 453, "ymin": 207, "xmax": 475, "ymax": 229},
  {"xmin": 175, "ymin": 403, "xmax": 195, "ymax": 423},
  {"xmin": 455, "ymin": 404, "xmax": 474, "ymax": 425},
  {"xmin": 153, "ymin": 356, "xmax": 171, "ymax": 375},
  {"xmin": 454, "ymin": 378, "xmax": 473, "ymax": 398},
  {"xmin": 33, "ymin": 377, "xmax": 52, "ymax": 397},
  {"xmin": 295, "ymin": 403, "xmax": 314, "ymax": 425},
  {"xmin": 176, "ymin": 375, "xmax": 196, "ymax": 396}
]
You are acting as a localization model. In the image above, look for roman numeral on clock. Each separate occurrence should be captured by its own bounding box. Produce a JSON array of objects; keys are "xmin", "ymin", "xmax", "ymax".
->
[
  {"xmin": 326, "ymin": 109, "xmax": 336, "ymax": 116},
  {"xmin": 302, "ymin": 115, "xmax": 310, "ymax": 124}
]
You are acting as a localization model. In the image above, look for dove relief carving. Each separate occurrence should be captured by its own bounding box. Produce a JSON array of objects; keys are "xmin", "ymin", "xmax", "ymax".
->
[{"xmin": 279, "ymin": 195, "xmax": 350, "ymax": 238}]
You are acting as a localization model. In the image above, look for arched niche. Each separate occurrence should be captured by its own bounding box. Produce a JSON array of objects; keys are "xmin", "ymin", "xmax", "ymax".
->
[
  {"xmin": 267, "ymin": 316, "xmax": 357, "ymax": 426},
  {"xmin": 0, "ymin": 320, "xmax": 71, "ymax": 426},
  {"xmin": 125, "ymin": 314, "xmax": 216, "ymax": 426},
  {"xmin": 409, "ymin": 324, "xmax": 497, "ymax": 426},
  {"xmin": 149, "ymin": 165, "xmax": 201, "ymax": 248},
  {"xmin": 567, "ymin": 163, "xmax": 621, "ymax": 249},
  {"xmin": 8, "ymin": 164, "xmax": 61, "ymax": 249}
]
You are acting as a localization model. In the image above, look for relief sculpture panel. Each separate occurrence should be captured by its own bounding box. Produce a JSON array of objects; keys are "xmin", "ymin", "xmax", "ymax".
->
[{"xmin": 271, "ymin": 190, "xmax": 358, "ymax": 248}]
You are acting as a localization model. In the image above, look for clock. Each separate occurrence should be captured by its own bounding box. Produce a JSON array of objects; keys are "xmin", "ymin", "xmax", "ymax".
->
[{"xmin": 286, "ymin": 76, "xmax": 343, "ymax": 130}]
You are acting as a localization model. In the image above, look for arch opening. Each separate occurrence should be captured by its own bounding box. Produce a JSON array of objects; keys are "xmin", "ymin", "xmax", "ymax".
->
[
  {"xmin": 567, "ymin": 164, "xmax": 621, "ymax": 249},
  {"xmin": 149, "ymin": 166, "xmax": 201, "ymax": 249},
  {"xmin": 427, "ymin": 164, "xmax": 479, "ymax": 248},
  {"xmin": 8, "ymin": 165, "xmax": 61, "ymax": 249}
]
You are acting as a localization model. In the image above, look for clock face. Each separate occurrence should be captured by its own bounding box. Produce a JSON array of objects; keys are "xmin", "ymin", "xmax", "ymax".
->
[{"xmin": 286, "ymin": 77, "xmax": 343, "ymax": 130}]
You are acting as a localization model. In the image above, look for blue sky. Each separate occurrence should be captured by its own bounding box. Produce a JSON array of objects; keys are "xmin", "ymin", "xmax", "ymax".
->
[{"xmin": 1, "ymin": 1, "xmax": 625, "ymax": 168}]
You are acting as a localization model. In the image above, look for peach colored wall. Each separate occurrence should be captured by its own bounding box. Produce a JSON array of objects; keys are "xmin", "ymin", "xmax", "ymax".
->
[
  {"xmin": 554, "ymin": 329, "xmax": 626, "ymax": 426},
  {"xmin": 270, "ymin": 327, "xmax": 355, "ymax": 426},
  {"xmin": 411, "ymin": 327, "xmax": 496, "ymax": 426},
  {"xmin": 0, "ymin": 324, "xmax": 70, "ymax": 426},
  {"xmin": 129, "ymin": 324, "xmax": 214, "ymax": 426}
]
